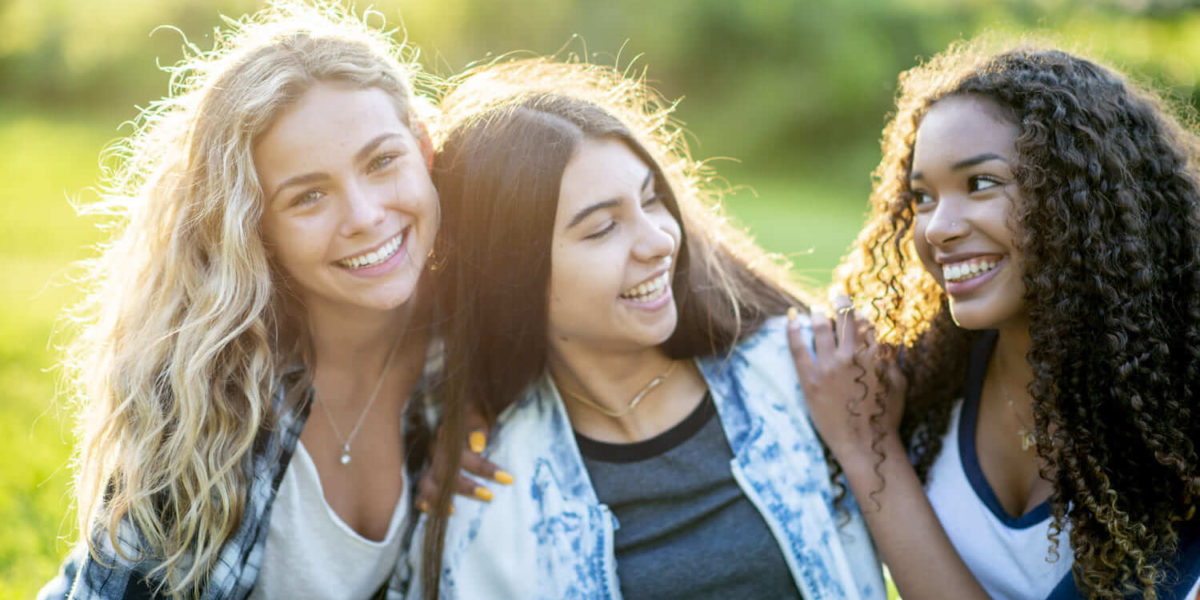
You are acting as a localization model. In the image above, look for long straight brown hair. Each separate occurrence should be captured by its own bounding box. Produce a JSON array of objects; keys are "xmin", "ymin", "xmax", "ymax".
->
[{"xmin": 421, "ymin": 59, "xmax": 807, "ymax": 597}]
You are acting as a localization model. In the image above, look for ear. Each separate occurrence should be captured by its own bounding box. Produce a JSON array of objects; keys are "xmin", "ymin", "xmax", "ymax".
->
[{"xmin": 411, "ymin": 118, "xmax": 434, "ymax": 170}]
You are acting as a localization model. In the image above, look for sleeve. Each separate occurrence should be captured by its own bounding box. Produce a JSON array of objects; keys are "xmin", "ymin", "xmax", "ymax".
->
[
  {"xmin": 38, "ymin": 531, "xmax": 165, "ymax": 600},
  {"xmin": 37, "ymin": 545, "xmax": 83, "ymax": 600}
]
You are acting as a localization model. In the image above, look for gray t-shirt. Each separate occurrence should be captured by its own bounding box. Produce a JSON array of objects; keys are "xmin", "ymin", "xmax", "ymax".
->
[{"xmin": 577, "ymin": 393, "xmax": 802, "ymax": 600}]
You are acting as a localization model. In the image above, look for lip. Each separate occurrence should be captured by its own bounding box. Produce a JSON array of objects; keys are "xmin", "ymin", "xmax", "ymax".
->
[
  {"xmin": 334, "ymin": 228, "xmax": 410, "ymax": 278},
  {"xmin": 943, "ymin": 254, "xmax": 1007, "ymax": 296}
]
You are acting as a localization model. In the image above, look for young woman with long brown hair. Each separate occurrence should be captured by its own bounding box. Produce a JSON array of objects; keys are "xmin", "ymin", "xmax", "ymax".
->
[{"xmin": 410, "ymin": 59, "xmax": 885, "ymax": 600}]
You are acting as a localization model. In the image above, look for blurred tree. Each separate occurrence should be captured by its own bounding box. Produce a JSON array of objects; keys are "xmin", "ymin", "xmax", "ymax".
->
[{"xmin": 1, "ymin": 0, "xmax": 1198, "ymax": 183}]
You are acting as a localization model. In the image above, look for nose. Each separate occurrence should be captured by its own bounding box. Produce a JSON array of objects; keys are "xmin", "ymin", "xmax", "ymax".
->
[
  {"xmin": 632, "ymin": 211, "xmax": 678, "ymax": 264},
  {"xmin": 923, "ymin": 197, "xmax": 969, "ymax": 247},
  {"xmin": 340, "ymin": 180, "xmax": 386, "ymax": 237}
]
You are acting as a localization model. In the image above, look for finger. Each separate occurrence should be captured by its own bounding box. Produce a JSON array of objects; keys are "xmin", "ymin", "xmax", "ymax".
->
[
  {"xmin": 461, "ymin": 449, "xmax": 513, "ymax": 485},
  {"xmin": 811, "ymin": 308, "xmax": 836, "ymax": 360},
  {"xmin": 416, "ymin": 470, "xmax": 439, "ymax": 511},
  {"xmin": 467, "ymin": 429, "xmax": 487, "ymax": 454},
  {"xmin": 830, "ymin": 294, "xmax": 853, "ymax": 314},
  {"xmin": 459, "ymin": 474, "xmax": 493, "ymax": 502},
  {"xmin": 787, "ymin": 307, "xmax": 816, "ymax": 381},
  {"xmin": 465, "ymin": 403, "xmax": 489, "ymax": 439},
  {"xmin": 835, "ymin": 304, "xmax": 856, "ymax": 354}
]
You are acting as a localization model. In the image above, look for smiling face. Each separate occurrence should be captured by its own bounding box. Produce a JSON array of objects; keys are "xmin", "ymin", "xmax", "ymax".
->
[
  {"xmin": 255, "ymin": 82, "xmax": 438, "ymax": 317},
  {"xmin": 547, "ymin": 136, "xmax": 681, "ymax": 355},
  {"xmin": 910, "ymin": 94, "xmax": 1027, "ymax": 331}
]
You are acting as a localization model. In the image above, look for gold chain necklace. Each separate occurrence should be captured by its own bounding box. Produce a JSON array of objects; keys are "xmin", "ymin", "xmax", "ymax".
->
[
  {"xmin": 998, "ymin": 379, "xmax": 1036, "ymax": 452},
  {"xmin": 558, "ymin": 361, "xmax": 679, "ymax": 418}
]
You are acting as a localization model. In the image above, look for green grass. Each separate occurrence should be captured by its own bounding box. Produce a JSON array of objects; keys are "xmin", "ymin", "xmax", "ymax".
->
[
  {"xmin": 722, "ymin": 175, "xmax": 871, "ymax": 293},
  {"xmin": 0, "ymin": 107, "xmax": 114, "ymax": 600},
  {"xmin": 0, "ymin": 107, "xmax": 880, "ymax": 598}
]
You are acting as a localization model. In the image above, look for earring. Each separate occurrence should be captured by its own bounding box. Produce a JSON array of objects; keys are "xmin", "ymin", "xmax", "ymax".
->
[{"xmin": 426, "ymin": 246, "xmax": 444, "ymax": 271}]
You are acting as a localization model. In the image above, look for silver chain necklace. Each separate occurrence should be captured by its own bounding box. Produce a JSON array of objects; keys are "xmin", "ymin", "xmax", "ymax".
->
[{"xmin": 313, "ymin": 304, "xmax": 412, "ymax": 465}]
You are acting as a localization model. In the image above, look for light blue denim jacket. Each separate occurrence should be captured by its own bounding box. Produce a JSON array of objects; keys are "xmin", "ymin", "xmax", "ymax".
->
[{"xmin": 407, "ymin": 316, "xmax": 885, "ymax": 600}]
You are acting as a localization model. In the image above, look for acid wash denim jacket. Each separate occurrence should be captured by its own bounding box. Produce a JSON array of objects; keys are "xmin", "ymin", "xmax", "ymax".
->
[{"xmin": 406, "ymin": 315, "xmax": 885, "ymax": 600}]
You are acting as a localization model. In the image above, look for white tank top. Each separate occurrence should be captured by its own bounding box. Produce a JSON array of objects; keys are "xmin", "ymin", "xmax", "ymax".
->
[
  {"xmin": 929, "ymin": 332, "xmax": 1200, "ymax": 599},
  {"xmin": 249, "ymin": 441, "xmax": 409, "ymax": 600},
  {"xmin": 926, "ymin": 398, "xmax": 1073, "ymax": 599}
]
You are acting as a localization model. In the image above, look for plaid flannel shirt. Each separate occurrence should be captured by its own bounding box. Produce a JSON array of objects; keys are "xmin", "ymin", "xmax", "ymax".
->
[{"xmin": 40, "ymin": 338, "xmax": 443, "ymax": 600}]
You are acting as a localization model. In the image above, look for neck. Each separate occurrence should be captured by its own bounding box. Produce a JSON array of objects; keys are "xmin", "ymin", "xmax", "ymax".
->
[
  {"xmin": 305, "ymin": 293, "xmax": 423, "ymax": 408},
  {"xmin": 548, "ymin": 343, "xmax": 703, "ymax": 442},
  {"xmin": 986, "ymin": 318, "xmax": 1035, "ymax": 428}
]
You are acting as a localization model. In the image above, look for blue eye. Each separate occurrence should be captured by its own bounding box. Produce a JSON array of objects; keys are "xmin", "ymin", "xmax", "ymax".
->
[{"xmin": 292, "ymin": 189, "xmax": 324, "ymax": 207}]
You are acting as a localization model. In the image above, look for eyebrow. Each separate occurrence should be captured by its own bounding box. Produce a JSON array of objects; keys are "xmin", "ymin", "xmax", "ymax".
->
[
  {"xmin": 910, "ymin": 152, "xmax": 1009, "ymax": 181},
  {"xmin": 566, "ymin": 170, "xmax": 655, "ymax": 229},
  {"xmin": 266, "ymin": 132, "xmax": 405, "ymax": 204}
]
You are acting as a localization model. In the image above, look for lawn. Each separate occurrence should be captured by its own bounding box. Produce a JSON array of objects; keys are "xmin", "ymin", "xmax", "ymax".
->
[
  {"xmin": 0, "ymin": 106, "xmax": 115, "ymax": 599},
  {"xmin": 0, "ymin": 107, "xmax": 881, "ymax": 598}
]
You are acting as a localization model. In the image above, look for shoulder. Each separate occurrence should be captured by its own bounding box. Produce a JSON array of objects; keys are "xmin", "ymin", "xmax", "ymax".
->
[{"xmin": 702, "ymin": 314, "xmax": 805, "ymax": 393}]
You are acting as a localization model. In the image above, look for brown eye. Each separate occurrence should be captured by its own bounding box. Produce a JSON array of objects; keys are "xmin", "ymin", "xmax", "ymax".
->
[
  {"xmin": 910, "ymin": 189, "xmax": 934, "ymax": 209},
  {"xmin": 969, "ymin": 175, "xmax": 1003, "ymax": 192}
]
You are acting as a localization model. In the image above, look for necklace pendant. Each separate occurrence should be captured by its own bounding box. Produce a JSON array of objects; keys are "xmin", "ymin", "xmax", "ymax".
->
[
  {"xmin": 340, "ymin": 444, "xmax": 352, "ymax": 465},
  {"xmin": 1018, "ymin": 427, "xmax": 1036, "ymax": 452}
]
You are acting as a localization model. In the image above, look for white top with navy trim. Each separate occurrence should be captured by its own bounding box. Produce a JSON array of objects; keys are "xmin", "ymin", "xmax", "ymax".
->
[
  {"xmin": 926, "ymin": 332, "xmax": 1200, "ymax": 600},
  {"xmin": 925, "ymin": 331, "xmax": 1072, "ymax": 600},
  {"xmin": 926, "ymin": 398, "xmax": 1073, "ymax": 600}
]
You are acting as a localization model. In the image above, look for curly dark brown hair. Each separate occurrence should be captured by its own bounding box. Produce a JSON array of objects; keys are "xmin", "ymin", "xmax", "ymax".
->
[{"xmin": 836, "ymin": 40, "xmax": 1200, "ymax": 598}]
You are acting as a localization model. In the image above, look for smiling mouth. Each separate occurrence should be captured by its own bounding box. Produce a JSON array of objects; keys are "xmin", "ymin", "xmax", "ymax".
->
[
  {"xmin": 942, "ymin": 255, "xmax": 1002, "ymax": 283},
  {"xmin": 620, "ymin": 271, "xmax": 671, "ymax": 303},
  {"xmin": 336, "ymin": 229, "xmax": 406, "ymax": 270}
]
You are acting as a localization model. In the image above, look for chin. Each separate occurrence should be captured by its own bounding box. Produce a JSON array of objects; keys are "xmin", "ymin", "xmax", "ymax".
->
[
  {"xmin": 947, "ymin": 301, "xmax": 1023, "ymax": 332},
  {"xmin": 647, "ymin": 313, "xmax": 680, "ymax": 345}
]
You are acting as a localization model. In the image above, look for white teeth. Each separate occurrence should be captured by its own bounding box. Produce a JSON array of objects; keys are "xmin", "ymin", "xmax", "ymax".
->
[
  {"xmin": 943, "ymin": 257, "xmax": 1000, "ymax": 283},
  {"xmin": 338, "ymin": 232, "xmax": 405, "ymax": 270},
  {"xmin": 620, "ymin": 272, "xmax": 671, "ymax": 302}
]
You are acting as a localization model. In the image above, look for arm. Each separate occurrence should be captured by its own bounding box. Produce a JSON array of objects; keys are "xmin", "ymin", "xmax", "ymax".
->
[{"xmin": 787, "ymin": 306, "xmax": 990, "ymax": 600}]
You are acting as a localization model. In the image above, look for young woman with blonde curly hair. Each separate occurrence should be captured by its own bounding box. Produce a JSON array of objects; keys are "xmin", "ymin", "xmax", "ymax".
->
[
  {"xmin": 409, "ymin": 58, "xmax": 885, "ymax": 600},
  {"xmin": 792, "ymin": 41, "xmax": 1200, "ymax": 599},
  {"xmin": 40, "ymin": 3, "xmax": 442, "ymax": 598}
]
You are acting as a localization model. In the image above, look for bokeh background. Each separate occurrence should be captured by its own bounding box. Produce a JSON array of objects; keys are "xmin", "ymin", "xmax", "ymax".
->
[{"xmin": 4, "ymin": 0, "xmax": 1200, "ymax": 596}]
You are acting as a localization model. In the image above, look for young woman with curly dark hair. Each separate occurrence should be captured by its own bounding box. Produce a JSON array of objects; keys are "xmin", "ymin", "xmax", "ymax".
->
[{"xmin": 791, "ymin": 42, "xmax": 1200, "ymax": 599}]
